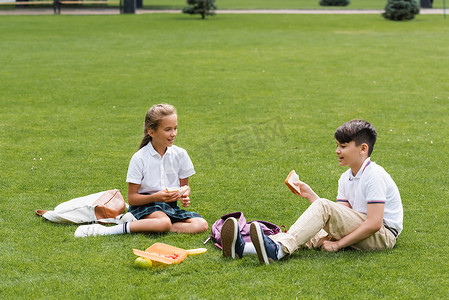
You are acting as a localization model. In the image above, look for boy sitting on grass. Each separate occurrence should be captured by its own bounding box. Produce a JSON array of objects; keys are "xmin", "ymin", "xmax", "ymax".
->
[{"xmin": 221, "ymin": 119, "xmax": 403, "ymax": 264}]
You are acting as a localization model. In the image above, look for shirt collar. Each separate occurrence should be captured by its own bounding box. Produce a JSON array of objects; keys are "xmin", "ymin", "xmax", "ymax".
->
[
  {"xmin": 147, "ymin": 142, "xmax": 172, "ymax": 158},
  {"xmin": 349, "ymin": 157, "xmax": 371, "ymax": 180}
]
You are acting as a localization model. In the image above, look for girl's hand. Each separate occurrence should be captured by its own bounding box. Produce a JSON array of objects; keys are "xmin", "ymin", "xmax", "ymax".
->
[
  {"xmin": 180, "ymin": 196, "xmax": 191, "ymax": 208},
  {"xmin": 154, "ymin": 190, "xmax": 180, "ymax": 203},
  {"xmin": 293, "ymin": 180, "xmax": 320, "ymax": 204},
  {"xmin": 180, "ymin": 187, "xmax": 191, "ymax": 208}
]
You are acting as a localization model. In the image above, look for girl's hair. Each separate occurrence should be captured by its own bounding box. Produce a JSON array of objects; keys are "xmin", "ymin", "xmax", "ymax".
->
[
  {"xmin": 334, "ymin": 119, "xmax": 377, "ymax": 156},
  {"xmin": 139, "ymin": 104, "xmax": 177, "ymax": 149}
]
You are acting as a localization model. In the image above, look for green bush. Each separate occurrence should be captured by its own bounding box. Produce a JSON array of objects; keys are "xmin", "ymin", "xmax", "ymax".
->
[
  {"xmin": 319, "ymin": 0, "xmax": 350, "ymax": 6},
  {"xmin": 182, "ymin": 0, "xmax": 217, "ymax": 19},
  {"xmin": 382, "ymin": 0, "xmax": 420, "ymax": 20}
]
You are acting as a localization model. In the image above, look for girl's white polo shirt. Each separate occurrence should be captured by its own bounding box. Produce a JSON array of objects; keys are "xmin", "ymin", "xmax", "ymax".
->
[
  {"xmin": 337, "ymin": 157, "xmax": 403, "ymax": 235},
  {"xmin": 126, "ymin": 142, "xmax": 195, "ymax": 195}
]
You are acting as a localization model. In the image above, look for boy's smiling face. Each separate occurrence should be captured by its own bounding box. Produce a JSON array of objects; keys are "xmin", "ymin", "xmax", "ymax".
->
[{"xmin": 335, "ymin": 140, "xmax": 369, "ymax": 174}]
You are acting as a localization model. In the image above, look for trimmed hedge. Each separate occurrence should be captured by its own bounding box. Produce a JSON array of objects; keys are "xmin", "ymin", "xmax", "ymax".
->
[
  {"xmin": 319, "ymin": 0, "xmax": 350, "ymax": 6},
  {"xmin": 382, "ymin": 0, "xmax": 420, "ymax": 20}
]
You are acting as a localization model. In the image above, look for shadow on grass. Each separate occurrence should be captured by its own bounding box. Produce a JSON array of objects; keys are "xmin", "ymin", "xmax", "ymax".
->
[{"xmin": 288, "ymin": 247, "xmax": 394, "ymax": 262}]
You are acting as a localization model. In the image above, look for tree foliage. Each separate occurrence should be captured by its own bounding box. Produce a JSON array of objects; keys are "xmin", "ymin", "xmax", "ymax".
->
[{"xmin": 183, "ymin": 0, "xmax": 217, "ymax": 19}]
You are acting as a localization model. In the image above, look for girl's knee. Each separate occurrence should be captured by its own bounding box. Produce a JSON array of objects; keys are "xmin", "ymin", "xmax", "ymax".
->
[
  {"xmin": 159, "ymin": 217, "xmax": 173, "ymax": 232},
  {"xmin": 143, "ymin": 215, "xmax": 172, "ymax": 232},
  {"xmin": 190, "ymin": 218, "xmax": 208, "ymax": 233},
  {"xmin": 196, "ymin": 218, "xmax": 209, "ymax": 232}
]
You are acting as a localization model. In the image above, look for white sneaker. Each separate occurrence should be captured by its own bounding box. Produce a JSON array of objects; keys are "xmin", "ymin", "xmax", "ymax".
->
[
  {"xmin": 74, "ymin": 224, "xmax": 107, "ymax": 238},
  {"xmin": 118, "ymin": 212, "xmax": 137, "ymax": 224}
]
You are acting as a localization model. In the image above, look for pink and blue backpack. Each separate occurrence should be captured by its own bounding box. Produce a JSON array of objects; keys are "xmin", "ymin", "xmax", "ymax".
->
[{"xmin": 205, "ymin": 211, "xmax": 286, "ymax": 248}]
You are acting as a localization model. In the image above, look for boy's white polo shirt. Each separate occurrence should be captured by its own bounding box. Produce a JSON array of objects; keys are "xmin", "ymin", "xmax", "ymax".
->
[
  {"xmin": 126, "ymin": 142, "xmax": 195, "ymax": 195},
  {"xmin": 337, "ymin": 157, "xmax": 403, "ymax": 235}
]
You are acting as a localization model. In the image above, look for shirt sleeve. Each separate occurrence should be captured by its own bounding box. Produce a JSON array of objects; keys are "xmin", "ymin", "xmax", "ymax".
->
[
  {"xmin": 177, "ymin": 150, "xmax": 195, "ymax": 179},
  {"xmin": 364, "ymin": 171, "xmax": 387, "ymax": 204},
  {"xmin": 336, "ymin": 174, "xmax": 349, "ymax": 203},
  {"xmin": 126, "ymin": 153, "xmax": 143, "ymax": 184}
]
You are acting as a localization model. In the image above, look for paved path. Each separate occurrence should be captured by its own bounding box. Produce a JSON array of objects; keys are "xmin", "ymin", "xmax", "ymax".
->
[{"xmin": 0, "ymin": 7, "xmax": 446, "ymax": 15}]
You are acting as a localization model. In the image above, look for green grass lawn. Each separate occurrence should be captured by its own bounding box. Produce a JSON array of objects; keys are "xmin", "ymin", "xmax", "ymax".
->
[
  {"xmin": 1, "ymin": 12, "xmax": 449, "ymax": 299},
  {"xmin": 141, "ymin": 0, "xmax": 448, "ymax": 10},
  {"xmin": 2, "ymin": 0, "xmax": 447, "ymax": 10}
]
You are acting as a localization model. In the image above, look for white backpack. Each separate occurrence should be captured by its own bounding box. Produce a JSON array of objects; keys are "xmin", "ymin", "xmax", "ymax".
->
[{"xmin": 36, "ymin": 189, "xmax": 134, "ymax": 224}]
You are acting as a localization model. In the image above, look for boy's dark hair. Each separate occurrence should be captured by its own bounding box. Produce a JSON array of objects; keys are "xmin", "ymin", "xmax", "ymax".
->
[{"xmin": 334, "ymin": 120, "xmax": 377, "ymax": 156}]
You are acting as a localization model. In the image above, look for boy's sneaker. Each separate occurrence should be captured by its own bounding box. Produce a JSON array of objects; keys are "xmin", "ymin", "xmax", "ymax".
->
[
  {"xmin": 74, "ymin": 224, "xmax": 107, "ymax": 238},
  {"xmin": 221, "ymin": 217, "xmax": 245, "ymax": 259},
  {"xmin": 250, "ymin": 221, "xmax": 279, "ymax": 265}
]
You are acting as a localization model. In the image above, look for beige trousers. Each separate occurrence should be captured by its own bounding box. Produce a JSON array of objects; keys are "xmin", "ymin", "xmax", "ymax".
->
[{"xmin": 270, "ymin": 198, "xmax": 397, "ymax": 254}]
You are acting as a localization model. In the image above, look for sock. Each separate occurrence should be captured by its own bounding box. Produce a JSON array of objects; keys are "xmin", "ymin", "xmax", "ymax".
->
[
  {"xmin": 124, "ymin": 222, "xmax": 130, "ymax": 234},
  {"xmin": 104, "ymin": 222, "xmax": 130, "ymax": 235},
  {"xmin": 244, "ymin": 241, "xmax": 288, "ymax": 260},
  {"xmin": 277, "ymin": 243, "xmax": 288, "ymax": 260},
  {"xmin": 243, "ymin": 242, "xmax": 257, "ymax": 255}
]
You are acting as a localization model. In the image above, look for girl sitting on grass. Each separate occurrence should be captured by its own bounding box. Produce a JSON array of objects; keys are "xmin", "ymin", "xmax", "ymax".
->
[{"xmin": 75, "ymin": 104, "xmax": 208, "ymax": 237}]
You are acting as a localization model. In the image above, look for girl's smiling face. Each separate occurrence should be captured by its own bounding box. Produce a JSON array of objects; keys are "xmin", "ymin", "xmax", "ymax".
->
[{"xmin": 148, "ymin": 114, "xmax": 178, "ymax": 154}]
